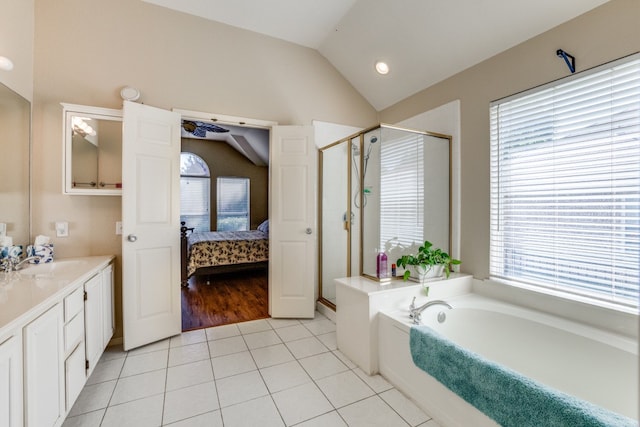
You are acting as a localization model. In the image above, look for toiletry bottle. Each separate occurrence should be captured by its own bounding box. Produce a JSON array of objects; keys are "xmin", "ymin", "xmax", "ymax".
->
[
  {"xmin": 391, "ymin": 263, "xmax": 397, "ymax": 277},
  {"xmin": 377, "ymin": 250, "xmax": 388, "ymax": 279}
]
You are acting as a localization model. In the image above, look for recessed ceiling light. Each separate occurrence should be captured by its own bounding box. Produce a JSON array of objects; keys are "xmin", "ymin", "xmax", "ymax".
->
[
  {"xmin": 375, "ymin": 61, "xmax": 389, "ymax": 75},
  {"xmin": 0, "ymin": 56, "xmax": 14, "ymax": 71}
]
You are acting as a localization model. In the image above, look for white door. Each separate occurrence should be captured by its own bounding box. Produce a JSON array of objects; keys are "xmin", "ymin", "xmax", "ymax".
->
[
  {"xmin": 122, "ymin": 101, "xmax": 181, "ymax": 351},
  {"xmin": 269, "ymin": 126, "xmax": 317, "ymax": 318}
]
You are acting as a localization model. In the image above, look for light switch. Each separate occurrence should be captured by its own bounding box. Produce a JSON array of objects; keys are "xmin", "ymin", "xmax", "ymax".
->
[
  {"xmin": 115, "ymin": 221, "xmax": 123, "ymax": 235},
  {"xmin": 0, "ymin": 223, "xmax": 6, "ymax": 237},
  {"xmin": 55, "ymin": 221, "xmax": 69, "ymax": 237}
]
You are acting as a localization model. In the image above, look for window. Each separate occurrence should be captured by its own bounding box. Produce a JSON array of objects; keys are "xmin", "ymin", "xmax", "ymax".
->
[
  {"xmin": 379, "ymin": 131, "xmax": 424, "ymax": 250},
  {"xmin": 217, "ymin": 177, "xmax": 250, "ymax": 231},
  {"xmin": 180, "ymin": 152, "xmax": 210, "ymax": 232},
  {"xmin": 490, "ymin": 54, "xmax": 640, "ymax": 309}
]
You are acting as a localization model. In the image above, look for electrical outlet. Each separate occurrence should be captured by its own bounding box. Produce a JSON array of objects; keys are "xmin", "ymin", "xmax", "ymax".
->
[
  {"xmin": 116, "ymin": 221, "xmax": 123, "ymax": 235},
  {"xmin": 0, "ymin": 223, "xmax": 6, "ymax": 237},
  {"xmin": 55, "ymin": 221, "xmax": 69, "ymax": 237}
]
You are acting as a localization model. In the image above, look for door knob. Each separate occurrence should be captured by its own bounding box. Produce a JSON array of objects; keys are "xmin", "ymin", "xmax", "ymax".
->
[
  {"xmin": 127, "ymin": 234, "xmax": 138, "ymax": 242},
  {"xmin": 305, "ymin": 228, "xmax": 312, "ymax": 235}
]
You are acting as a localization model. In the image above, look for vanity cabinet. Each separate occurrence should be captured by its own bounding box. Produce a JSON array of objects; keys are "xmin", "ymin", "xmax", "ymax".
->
[
  {"xmin": 0, "ymin": 333, "xmax": 23, "ymax": 427},
  {"xmin": 101, "ymin": 263, "xmax": 115, "ymax": 350},
  {"xmin": 0, "ymin": 256, "xmax": 115, "ymax": 427},
  {"xmin": 63, "ymin": 286, "xmax": 86, "ymax": 412},
  {"xmin": 23, "ymin": 304, "xmax": 64, "ymax": 427},
  {"xmin": 85, "ymin": 264, "xmax": 114, "ymax": 377}
]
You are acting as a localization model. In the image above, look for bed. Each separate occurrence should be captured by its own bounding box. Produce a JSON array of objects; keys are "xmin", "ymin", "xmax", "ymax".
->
[{"xmin": 181, "ymin": 220, "xmax": 269, "ymax": 286}]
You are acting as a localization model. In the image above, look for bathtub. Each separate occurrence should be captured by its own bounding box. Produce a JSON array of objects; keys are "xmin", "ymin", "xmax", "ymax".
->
[{"xmin": 378, "ymin": 293, "xmax": 639, "ymax": 426}]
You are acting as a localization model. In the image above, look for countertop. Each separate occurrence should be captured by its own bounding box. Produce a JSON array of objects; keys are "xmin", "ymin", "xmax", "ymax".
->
[
  {"xmin": 334, "ymin": 272, "xmax": 472, "ymax": 296},
  {"xmin": 0, "ymin": 255, "xmax": 114, "ymax": 334}
]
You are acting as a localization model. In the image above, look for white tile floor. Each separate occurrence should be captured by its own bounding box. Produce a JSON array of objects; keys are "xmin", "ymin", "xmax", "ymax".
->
[{"xmin": 63, "ymin": 312, "xmax": 441, "ymax": 427}]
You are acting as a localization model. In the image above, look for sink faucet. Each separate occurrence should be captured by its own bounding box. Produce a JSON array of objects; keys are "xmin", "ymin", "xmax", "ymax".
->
[
  {"xmin": 409, "ymin": 297, "xmax": 453, "ymax": 325},
  {"xmin": 0, "ymin": 256, "xmax": 40, "ymax": 272}
]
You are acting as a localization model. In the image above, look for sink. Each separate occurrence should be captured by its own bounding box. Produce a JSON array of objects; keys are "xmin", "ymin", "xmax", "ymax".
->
[{"xmin": 19, "ymin": 259, "xmax": 89, "ymax": 276}]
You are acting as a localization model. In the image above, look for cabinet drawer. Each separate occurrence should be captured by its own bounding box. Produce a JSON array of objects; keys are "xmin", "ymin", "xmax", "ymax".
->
[
  {"xmin": 64, "ymin": 311, "xmax": 84, "ymax": 355},
  {"xmin": 64, "ymin": 286, "xmax": 84, "ymax": 322}
]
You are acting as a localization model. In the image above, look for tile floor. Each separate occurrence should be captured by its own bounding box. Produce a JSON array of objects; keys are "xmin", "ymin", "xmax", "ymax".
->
[{"xmin": 63, "ymin": 312, "xmax": 441, "ymax": 427}]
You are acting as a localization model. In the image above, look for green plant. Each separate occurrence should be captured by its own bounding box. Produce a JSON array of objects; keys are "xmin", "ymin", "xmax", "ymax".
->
[{"xmin": 396, "ymin": 240, "xmax": 461, "ymax": 280}]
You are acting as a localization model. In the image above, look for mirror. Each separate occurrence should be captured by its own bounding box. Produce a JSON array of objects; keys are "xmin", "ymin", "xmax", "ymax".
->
[
  {"xmin": 361, "ymin": 125, "xmax": 451, "ymax": 279},
  {"xmin": 0, "ymin": 82, "xmax": 30, "ymax": 249},
  {"xmin": 62, "ymin": 103, "xmax": 122, "ymax": 195}
]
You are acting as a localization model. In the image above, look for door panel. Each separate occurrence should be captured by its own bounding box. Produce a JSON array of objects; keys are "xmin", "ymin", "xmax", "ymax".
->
[
  {"xmin": 122, "ymin": 101, "xmax": 181, "ymax": 351},
  {"xmin": 270, "ymin": 126, "xmax": 317, "ymax": 318}
]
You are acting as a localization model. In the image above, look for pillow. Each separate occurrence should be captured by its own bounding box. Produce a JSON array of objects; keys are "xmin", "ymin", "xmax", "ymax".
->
[{"xmin": 257, "ymin": 220, "xmax": 269, "ymax": 233}]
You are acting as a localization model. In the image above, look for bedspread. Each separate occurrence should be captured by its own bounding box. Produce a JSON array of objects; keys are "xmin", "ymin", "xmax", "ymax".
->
[{"xmin": 187, "ymin": 230, "xmax": 269, "ymax": 277}]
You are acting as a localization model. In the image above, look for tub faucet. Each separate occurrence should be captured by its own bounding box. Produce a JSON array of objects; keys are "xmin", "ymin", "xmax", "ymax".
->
[
  {"xmin": 409, "ymin": 297, "xmax": 453, "ymax": 325},
  {"xmin": 0, "ymin": 256, "xmax": 40, "ymax": 272}
]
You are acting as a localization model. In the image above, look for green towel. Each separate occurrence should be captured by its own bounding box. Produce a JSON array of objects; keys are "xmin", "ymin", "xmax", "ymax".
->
[{"xmin": 410, "ymin": 325, "xmax": 637, "ymax": 427}]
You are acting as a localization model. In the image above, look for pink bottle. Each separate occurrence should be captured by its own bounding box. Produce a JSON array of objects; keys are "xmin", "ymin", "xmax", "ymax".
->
[{"xmin": 377, "ymin": 250, "xmax": 388, "ymax": 279}]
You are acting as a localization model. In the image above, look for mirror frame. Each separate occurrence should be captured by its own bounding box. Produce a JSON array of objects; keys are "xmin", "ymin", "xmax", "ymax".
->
[{"xmin": 62, "ymin": 103, "xmax": 122, "ymax": 196}]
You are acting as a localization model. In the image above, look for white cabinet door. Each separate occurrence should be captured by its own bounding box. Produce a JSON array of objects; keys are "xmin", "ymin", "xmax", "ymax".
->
[
  {"xmin": 102, "ymin": 263, "xmax": 115, "ymax": 348},
  {"xmin": 84, "ymin": 273, "xmax": 103, "ymax": 378},
  {"xmin": 122, "ymin": 101, "xmax": 181, "ymax": 350},
  {"xmin": 0, "ymin": 334, "xmax": 23, "ymax": 427},
  {"xmin": 24, "ymin": 304, "xmax": 64, "ymax": 427},
  {"xmin": 269, "ymin": 125, "xmax": 317, "ymax": 318},
  {"xmin": 65, "ymin": 341, "xmax": 86, "ymax": 412}
]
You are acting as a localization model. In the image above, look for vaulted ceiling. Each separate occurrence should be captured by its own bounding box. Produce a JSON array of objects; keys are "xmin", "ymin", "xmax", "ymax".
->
[{"xmin": 142, "ymin": 0, "xmax": 610, "ymax": 111}]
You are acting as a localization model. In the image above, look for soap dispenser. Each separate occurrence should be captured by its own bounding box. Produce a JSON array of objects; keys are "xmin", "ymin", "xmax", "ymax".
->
[{"xmin": 376, "ymin": 249, "xmax": 388, "ymax": 279}]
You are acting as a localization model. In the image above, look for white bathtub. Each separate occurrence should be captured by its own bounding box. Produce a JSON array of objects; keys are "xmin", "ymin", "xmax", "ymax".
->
[{"xmin": 378, "ymin": 293, "xmax": 639, "ymax": 426}]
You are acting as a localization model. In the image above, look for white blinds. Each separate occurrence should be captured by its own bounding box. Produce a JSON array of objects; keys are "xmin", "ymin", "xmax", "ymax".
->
[
  {"xmin": 380, "ymin": 133, "xmax": 424, "ymax": 250},
  {"xmin": 490, "ymin": 54, "xmax": 640, "ymax": 308},
  {"xmin": 217, "ymin": 177, "xmax": 250, "ymax": 231}
]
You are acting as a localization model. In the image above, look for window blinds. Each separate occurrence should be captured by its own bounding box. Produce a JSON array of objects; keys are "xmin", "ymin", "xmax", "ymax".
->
[
  {"xmin": 380, "ymin": 133, "xmax": 424, "ymax": 250},
  {"xmin": 217, "ymin": 177, "xmax": 250, "ymax": 231},
  {"xmin": 490, "ymin": 54, "xmax": 640, "ymax": 308}
]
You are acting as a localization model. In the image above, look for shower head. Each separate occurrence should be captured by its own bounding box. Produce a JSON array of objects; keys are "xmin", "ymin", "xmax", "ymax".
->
[{"xmin": 370, "ymin": 136, "xmax": 378, "ymax": 144}]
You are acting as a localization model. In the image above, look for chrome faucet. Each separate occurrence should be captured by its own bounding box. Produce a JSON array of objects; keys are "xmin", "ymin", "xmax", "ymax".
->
[
  {"xmin": 409, "ymin": 297, "xmax": 453, "ymax": 325},
  {"xmin": 0, "ymin": 256, "xmax": 40, "ymax": 272}
]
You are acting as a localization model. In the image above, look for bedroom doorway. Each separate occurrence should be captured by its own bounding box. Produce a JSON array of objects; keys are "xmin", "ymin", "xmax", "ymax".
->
[{"xmin": 178, "ymin": 116, "xmax": 272, "ymax": 331}]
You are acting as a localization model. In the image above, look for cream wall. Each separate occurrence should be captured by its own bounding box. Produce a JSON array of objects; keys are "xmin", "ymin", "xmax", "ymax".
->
[
  {"xmin": 380, "ymin": 0, "xmax": 640, "ymax": 280},
  {"xmin": 31, "ymin": 0, "xmax": 377, "ymax": 339},
  {"xmin": 0, "ymin": 0, "xmax": 34, "ymax": 100}
]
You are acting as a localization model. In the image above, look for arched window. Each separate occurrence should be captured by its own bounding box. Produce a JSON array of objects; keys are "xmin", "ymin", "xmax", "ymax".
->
[{"xmin": 180, "ymin": 152, "xmax": 210, "ymax": 232}]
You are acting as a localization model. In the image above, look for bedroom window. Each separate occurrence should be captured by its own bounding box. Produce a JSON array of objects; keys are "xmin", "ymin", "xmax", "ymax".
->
[
  {"xmin": 217, "ymin": 177, "xmax": 250, "ymax": 231},
  {"xmin": 490, "ymin": 54, "xmax": 640, "ymax": 310},
  {"xmin": 180, "ymin": 152, "xmax": 210, "ymax": 232}
]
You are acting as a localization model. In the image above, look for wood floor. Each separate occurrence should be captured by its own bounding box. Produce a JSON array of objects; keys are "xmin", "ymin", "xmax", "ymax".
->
[{"xmin": 181, "ymin": 267, "xmax": 269, "ymax": 331}]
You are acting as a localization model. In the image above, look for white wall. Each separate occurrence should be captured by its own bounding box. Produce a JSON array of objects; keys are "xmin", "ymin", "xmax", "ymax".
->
[
  {"xmin": 0, "ymin": 0, "xmax": 34, "ymax": 100},
  {"xmin": 30, "ymin": 0, "xmax": 378, "ymax": 339},
  {"xmin": 381, "ymin": 0, "xmax": 640, "ymax": 279}
]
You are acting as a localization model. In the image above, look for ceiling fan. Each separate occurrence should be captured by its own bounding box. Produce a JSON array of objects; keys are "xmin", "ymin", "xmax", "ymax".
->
[{"xmin": 182, "ymin": 120, "xmax": 230, "ymax": 137}]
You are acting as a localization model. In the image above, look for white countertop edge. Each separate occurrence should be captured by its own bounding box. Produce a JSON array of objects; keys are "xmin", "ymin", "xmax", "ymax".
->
[
  {"xmin": 0, "ymin": 255, "xmax": 115, "ymax": 337},
  {"xmin": 334, "ymin": 273, "xmax": 473, "ymax": 296}
]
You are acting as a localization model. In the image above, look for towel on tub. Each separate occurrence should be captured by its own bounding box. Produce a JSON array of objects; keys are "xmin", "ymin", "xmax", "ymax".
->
[{"xmin": 409, "ymin": 325, "xmax": 637, "ymax": 427}]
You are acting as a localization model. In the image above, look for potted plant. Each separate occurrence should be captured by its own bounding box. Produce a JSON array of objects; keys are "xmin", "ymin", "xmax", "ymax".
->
[{"xmin": 396, "ymin": 240, "xmax": 461, "ymax": 282}]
